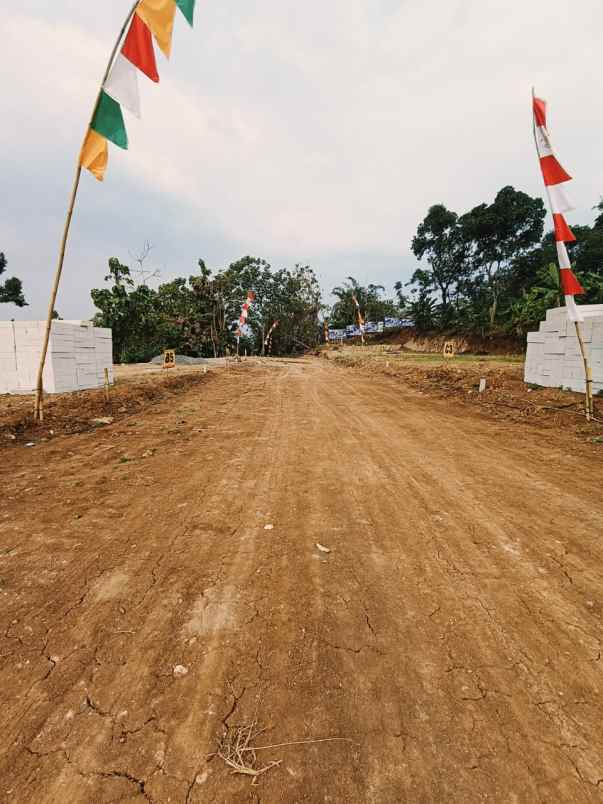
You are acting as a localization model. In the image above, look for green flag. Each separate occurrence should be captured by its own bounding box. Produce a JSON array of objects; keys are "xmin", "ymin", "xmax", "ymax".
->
[
  {"xmin": 91, "ymin": 91, "xmax": 128, "ymax": 150},
  {"xmin": 176, "ymin": 0, "xmax": 196, "ymax": 26}
]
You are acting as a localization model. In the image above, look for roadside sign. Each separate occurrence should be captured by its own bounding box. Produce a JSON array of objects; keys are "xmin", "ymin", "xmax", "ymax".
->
[
  {"xmin": 443, "ymin": 341, "xmax": 456, "ymax": 358},
  {"xmin": 163, "ymin": 349, "xmax": 176, "ymax": 369}
]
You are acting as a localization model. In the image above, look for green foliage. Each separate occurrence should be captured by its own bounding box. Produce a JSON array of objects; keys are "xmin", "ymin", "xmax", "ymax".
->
[
  {"xmin": 410, "ymin": 204, "xmax": 469, "ymax": 324},
  {"xmin": 0, "ymin": 252, "xmax": 27, "ymax": 308},
  {"xmin": 91, "ymin": 255, "xmax": 322, "ymax": 363},
  {"xmin": 407, "ymin": 291, "xmax": 438, "ymax": 333},
  {"xmin": 329, "ymin": 277, "xmax": 400, "ymax": 328},
  {"xmin": 507, "ymin": 264, "xmax": 561, "ymax": 335},
  {"xmin": 404, "ymin": 185, "xmax": 603, "ymax": 338},
  {"xmin": 459, "ymin": 186, "xmax": 545, "ymax": 326}
]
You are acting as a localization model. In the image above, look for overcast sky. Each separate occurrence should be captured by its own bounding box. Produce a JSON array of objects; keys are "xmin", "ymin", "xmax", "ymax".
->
[{"xmin": 2, "ymin": 0, "xmax": 603, "ymax": 320}]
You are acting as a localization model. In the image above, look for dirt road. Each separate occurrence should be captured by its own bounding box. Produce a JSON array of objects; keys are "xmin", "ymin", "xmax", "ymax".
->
[{"xmin": 1, "ymin": 359, "xmax": 601, "ymax": 803}]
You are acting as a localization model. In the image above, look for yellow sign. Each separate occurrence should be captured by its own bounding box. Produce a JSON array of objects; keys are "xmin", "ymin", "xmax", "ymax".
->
[
  {"xmin": 443, "ymin": 341, "xmax": 456, "ymax": 358},
  {"xmin": 163, "ymin": 349, "xmax": 176, "ymax": 369}
]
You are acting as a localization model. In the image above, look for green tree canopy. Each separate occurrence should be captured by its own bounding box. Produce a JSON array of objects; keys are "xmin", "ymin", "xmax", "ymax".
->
[
  {"xmin": 459, "ymin": 186, "xmax": 545, "ymax": 326},
  {"xmin": 410, "ymin": 204, "xmax": 469, "ymax": 325},
  {"xmin": 91, "ymin": 255, "xmax": 323, "ymax": 362},
  {"xmin": 0, "ymin": 252, "xmax": 27, "ymax": 308},
  {"xmin": 329, "ymin": 277, "xmax": 400, "ymax": 328}
]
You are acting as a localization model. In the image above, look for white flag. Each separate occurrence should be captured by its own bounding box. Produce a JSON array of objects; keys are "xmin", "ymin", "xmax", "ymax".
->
[{"xmin": 104, "ymin": 54, "xmax": 141, "ymax": 119}]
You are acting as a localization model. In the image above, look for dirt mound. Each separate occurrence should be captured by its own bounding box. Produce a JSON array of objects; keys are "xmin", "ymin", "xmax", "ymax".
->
[
  {"xmin": 330, "ymin": 348, "xmax": 603, "ymax": 446},
  {"xmin": 0, "ymin": 370, "xmax": 211, "ymax": 447},
  {"xmin": 401, "ymin": 331, "xmax": 524, "ymax": 356}
]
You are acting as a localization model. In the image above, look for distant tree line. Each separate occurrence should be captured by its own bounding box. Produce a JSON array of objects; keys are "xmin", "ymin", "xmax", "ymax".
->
[
  {"xmin": 0, "ymin": 252, "xmax": 27, "ymax": 308},
  {"xmin": 91, "ymin": 256, "xmax": 323, "ymax": 363},
  {"xmin": 328, "ymin": 186, "xmax": 603, "ymax": 338}
]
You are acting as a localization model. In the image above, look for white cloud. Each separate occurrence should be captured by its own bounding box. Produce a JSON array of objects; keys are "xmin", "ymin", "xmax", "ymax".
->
[{"xmin": 2, "ymin": 0, "xmax": 603, "ymax": 318}]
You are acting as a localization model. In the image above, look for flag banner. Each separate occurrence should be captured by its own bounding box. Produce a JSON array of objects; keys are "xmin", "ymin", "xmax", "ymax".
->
[
  {"xmin": 238, "ymin": 291, "xmax": 255, "ymax": 326},
  {"xmin": 552, "ymin": 213, "xmax": 575, "ymax": 243},
  {"xmin": 122, "ymin": 13, "xmax": 160, "ymax": 82},
  {"xmin": 546, "ymin": 183, "xmax": 574, "ymax": 215},
  {"xmin": 556, "ymin": 242, "xmax": 585, "ymax": 296},
  {"xmin": 351, "ymin": 294, "xmax": 365, "ymax": 329},
  {"xmin": 80, "ymin": 1, "xmax": 195, "ymax": 181},
  {"xmin": 264, "ymin": 320, "xmax": 279, "ymax": 346},
  {"xmin": 539, "ymin": 156, "xmax": 572, "ymax": 187},
  {"xmin": 79, "ymin": 129, "xmax": 108, "ymax": 181},
  {"xmin": 533, "ymin": 95, "xmax": 583, "ymax": 307},
  {"xmin": 104, "ymin": 54, "xmax": 141, "ymax": 118},
  {"xmin": 564, "ymin": 295, "xmax": 583, "ymax": 323},
  {"xmin": 176, "ymin": 0, "xmax": 196, "ymax": 26},
  {"xmin": 137, "ymin": 0, "xmax": 177, "ymax": 58},
  {"xmin": 91, "ymin": 91, "xmax": 128, "ymax": 149}
]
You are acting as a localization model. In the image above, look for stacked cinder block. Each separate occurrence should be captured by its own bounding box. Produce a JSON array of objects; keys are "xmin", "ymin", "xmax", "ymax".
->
[
  {"xmin": 524, "ymin": 305, "xmax": 603, "ymax": 395},
  {"xmin": 0, "ymin": 321, "xmax": 113, "ymax": 395}
]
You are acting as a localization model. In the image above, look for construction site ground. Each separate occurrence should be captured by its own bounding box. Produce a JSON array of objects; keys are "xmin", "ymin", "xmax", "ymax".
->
[{"xmin": 0, "ymin": 354, "xmax": 602, "ymax": 803}]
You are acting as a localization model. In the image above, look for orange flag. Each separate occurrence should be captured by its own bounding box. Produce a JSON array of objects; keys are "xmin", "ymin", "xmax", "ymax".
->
[
  {"xmin": 79, "ymin": 129, "xmax": 108, "ymax": 181},
  {"xmin": 137, "ymin": 0, "xmax": 177, "ymax": 58}
]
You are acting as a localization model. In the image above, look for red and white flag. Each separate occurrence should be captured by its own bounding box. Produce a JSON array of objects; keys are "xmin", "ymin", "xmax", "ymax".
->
[
  {"xmin": 533, "ymin": 95, "xmax": 584, "ymax": 321},
  {"xmin": 238, "ymin": 291, "xmax": 256, "ymax": 327},
  {"xmin": 264, "ymin": 320, "xmax": 279, "ymax": 346},
  {"xmin": 351, "ymin": 295, "xmax": 365, "ymax": 329}
]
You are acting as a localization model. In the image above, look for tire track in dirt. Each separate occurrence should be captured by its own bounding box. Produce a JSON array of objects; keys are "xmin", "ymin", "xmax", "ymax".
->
[
  {"xmin": 305, "ymin": 363, "xmax": 602, "ymax": 801},
  {"xmin": 1, "ymin": 367, "xmax": 294, "ymax": 801}
]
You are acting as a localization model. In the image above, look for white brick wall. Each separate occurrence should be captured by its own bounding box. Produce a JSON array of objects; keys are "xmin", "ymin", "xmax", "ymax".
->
[
  {"xmin": 524, "ymin": 305, "xmax": 603, "ymax": 394},
  {"xmin": 0, "ymin": 321, "xmax": 113, "ymax": 395}
]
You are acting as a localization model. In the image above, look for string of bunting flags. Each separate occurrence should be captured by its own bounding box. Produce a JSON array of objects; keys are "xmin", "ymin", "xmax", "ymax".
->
[
  {"xmin": 34, "ymin": 0, "xmax": 199, "ymax": 420},
  {"xmin": 80, "ymin": 0, "xmax": 197, "ymax": 181}
]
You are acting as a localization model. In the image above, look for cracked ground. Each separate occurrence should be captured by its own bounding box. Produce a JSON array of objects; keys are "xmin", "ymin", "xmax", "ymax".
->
[{"xmin": 0, "ymin": 358, "xmax": 602, "ymax": 803}]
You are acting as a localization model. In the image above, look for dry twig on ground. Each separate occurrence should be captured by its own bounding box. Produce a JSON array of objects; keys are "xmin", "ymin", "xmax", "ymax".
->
[{"xmin": 209, "ymin": 720, "xmax": 355, "ymax": 785}]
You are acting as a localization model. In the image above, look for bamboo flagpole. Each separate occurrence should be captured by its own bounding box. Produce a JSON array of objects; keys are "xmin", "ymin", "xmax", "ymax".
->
[
  {"xmin": 351, "ymin": 294, "xmax": 365, "ymax": 346},
  {"xmin": 33, "ymin": 2, "xmax": 140, "ymax": 421},
  {"xmin": 530, "ymin": 88, "xmax": 594, "ymax": 420}
]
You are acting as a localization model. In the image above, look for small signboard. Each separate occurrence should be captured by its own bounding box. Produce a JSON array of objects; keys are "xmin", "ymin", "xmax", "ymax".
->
[
  {"xmin": 443, "ymin": 341, "xmax": 456, "ymax": 358},
  {"xmin": 163, "ymin": 349, "xmax": 176, "ymax": 369}
]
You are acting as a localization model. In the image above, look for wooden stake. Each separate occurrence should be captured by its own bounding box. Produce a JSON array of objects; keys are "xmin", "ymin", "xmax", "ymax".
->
[
  {"xmin": 531, "ymin": 87, "xmax": 593, "ymax": 421},
  {"xmin": 33, "ymin": 2, "xmax": 139, "ymax": 422},
  {"xmin": 104, "ymin": 367, "xmax": 110, "ymax": 402}
]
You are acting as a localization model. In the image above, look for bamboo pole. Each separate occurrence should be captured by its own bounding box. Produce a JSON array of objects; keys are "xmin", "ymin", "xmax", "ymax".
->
[
  {"xmin": 530, "ymin": 87, "xmax": 593, "ymax": 420},
  {"xmin": 34, "ymin": 2, "xmax": 140, "ymax": 422},
  {"xmin": 574, "ymin": 322, "xmax": 594, "ymax": 418}
]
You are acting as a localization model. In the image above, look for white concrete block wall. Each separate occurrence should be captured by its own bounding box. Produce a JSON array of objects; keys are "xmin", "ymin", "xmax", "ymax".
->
[
  {"xmin": 0, "ymin": 321, "xmax": 113, "ymax": 395},
  {"xmin": 524, "ymin": 305, "xmax": 603, "ymax": 394}
]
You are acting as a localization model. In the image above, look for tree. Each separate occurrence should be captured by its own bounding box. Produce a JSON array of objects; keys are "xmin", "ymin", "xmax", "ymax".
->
[
  {"xmin": 91, "ymin": 258, "xmax": 162, "ymax": 362},
  {"xmin": 330, "ymin": 277, "xmax": 399, "ymax": 328},
  {"xmin": 410, "ymin": 205, "xmax": 468, "ymax": 325},
  {"xmin": 407, "ymin": 291, "xmax": 438, "ymax": 332},
  {"xmin": 91, "ymin": 255, "xmax": 323, "ymax": 362},
  {"xmin": 508, "ymin": 263, "xmax": 562, "ymax": 335},
  {"xmin": 459, "ymin": 187, "xmax": 545, "ymax": 328},
  {"xmin": 0, "ymin": 252, "xmax": 27, "ymax": 307}
]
